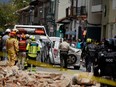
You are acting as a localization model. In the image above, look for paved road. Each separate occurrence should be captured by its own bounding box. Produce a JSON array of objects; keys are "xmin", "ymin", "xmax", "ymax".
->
[{"xmin": 36, "ymin": 64, "xmax": 86, "ymax": 76}]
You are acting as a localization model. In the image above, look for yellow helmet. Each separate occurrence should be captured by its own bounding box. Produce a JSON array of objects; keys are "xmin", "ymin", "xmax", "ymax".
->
[{"xmin": 86, "ymin": 38, "xmax": 92, "ymax": 43}]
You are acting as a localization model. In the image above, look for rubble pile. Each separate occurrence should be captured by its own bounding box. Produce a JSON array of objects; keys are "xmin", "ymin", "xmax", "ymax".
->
[
  {"xmin": 71, "ymin": 73, "xmax": 100, "ymax": 87},
  {"xmin": 0, "ymin": 66, "xmax": 71, "ymax": 87},
  {"xmin": 0, "ymin": 66, "xmax": 100, "ymax": 87}
]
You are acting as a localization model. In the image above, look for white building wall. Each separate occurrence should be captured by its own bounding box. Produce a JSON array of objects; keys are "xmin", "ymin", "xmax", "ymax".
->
[
  {"xmin": 56, "ymin": 0, "xmax": 71, "ymax": 32},
  {"xmin": 86, "ymin": 0, "xmax": 102, "ymax": 24},
  {"xmin": 57, "ymin": 0, "xmax": 71, "ymax": 20}
]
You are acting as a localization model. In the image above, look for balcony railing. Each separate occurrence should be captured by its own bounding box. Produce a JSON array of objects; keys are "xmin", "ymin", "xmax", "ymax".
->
[
  {"xmin": 66, "ymin": 7, "xmax": 77, "ymax": 17},
  {"xmin": 66, "ymin": 6, "xmax": 87, "ymax": 18}
]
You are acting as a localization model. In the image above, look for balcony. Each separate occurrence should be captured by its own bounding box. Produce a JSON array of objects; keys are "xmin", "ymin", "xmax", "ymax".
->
[
  {"xmin": 77, "ymin": 6, "xmax": 86, "ymax": 16},
  {"xmin": 66, "ymin": 7, "xmax": 77, "ymax": 18},
  {"xmin": 77, "ymin": 6, "xmax": 87, "ymax": 20},
  {"xmin": 91, "ymin": 0, "xmax": 102, "ymax": 13},
  {"xmin": 65, "ymin": 6, "xmax": 87, "ymax": 20}
]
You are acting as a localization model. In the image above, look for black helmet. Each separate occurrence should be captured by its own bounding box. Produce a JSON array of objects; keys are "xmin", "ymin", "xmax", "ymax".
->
[
  {"xmin": 112, "ymin": 38, "xmax": 116, "ymax": 51},
  {"xmin": 114, "ymin": 35, "xmax": 116, "ymax": 38},
  {"xmin": 104, "ymin": 39, "xmax": 112, "ymax": 48},
  {"xmin": 104, "ymin": 38, "xmax": 116, "ymax": 51}
]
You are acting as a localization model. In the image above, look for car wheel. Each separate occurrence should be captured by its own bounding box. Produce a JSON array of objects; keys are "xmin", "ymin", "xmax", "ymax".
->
[
  {"xmin": 74, "ymin": 66, "xmax": 80, "ymax": 70},
  {"xmin": 67, "ymin": 54, "xmax": 77, "ymax": 65}
]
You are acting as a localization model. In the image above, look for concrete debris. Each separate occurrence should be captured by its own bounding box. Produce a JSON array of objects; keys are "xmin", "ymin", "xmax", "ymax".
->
[
  {"xmin": 72, "ymin": 72, "xmax": 100, "ymax": 87},
  {"xmin": 0, "ymin": 66, "xmax": 71, "ymax": 87},
  {"xmin": 0, "ymin": 66, "xmax": 100, "ymax": 87}
]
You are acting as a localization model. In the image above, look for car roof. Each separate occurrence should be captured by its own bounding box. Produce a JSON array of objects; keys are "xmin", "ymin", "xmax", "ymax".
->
[
  {"xmin": 49, "ymin": 37, "xmax": 63, "ymax": 42},
  {"xmin": 14, "ymin": 25, "xmax": 45, "ymax": 28}
]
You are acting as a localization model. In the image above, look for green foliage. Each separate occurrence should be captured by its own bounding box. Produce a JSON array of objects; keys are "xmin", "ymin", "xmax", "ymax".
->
[
  {"xmin": 12, "ymin": 0, "xmax": 31, "ymax": 9},
  {"xmin": 0, "ymin": 0, "xmax": 31, "ymax": 30}
]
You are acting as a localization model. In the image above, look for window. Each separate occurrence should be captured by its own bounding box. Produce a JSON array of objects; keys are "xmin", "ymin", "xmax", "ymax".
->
[
  {"xmin": 34, "ymin": 6, "xmax": 38, "ymax": 17},
  {"xmin": 92, "ymin": 0, "xmax": 102, "ymax": 6}
]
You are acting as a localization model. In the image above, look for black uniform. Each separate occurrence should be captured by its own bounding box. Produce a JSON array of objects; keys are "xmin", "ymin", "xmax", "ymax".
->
[
  {"xmin": 84, "ymin": 43, "xmax": 97, "ymax": 72},
  {"xmin": 95, "ymin": 38, "xmax": 116, "ymax": 87}
]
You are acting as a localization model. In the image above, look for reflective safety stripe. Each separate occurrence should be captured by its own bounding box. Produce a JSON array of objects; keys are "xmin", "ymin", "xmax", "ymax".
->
[{"xmin": 26, "ymin": 41, "xmax": 40, "ymax": 57}]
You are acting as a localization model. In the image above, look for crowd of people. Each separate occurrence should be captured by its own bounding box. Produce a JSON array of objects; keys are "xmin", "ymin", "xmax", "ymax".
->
[
  {"xmin": 0, "ymin": 28, "xmax": 116, "ymax": 79},
  {"xmin": 0, "ymin": 28, "xmax": 42, "ymax": 71},
  {"xmin": 59, "ymin": 36, "xmax": 116, "ymax": 77}
]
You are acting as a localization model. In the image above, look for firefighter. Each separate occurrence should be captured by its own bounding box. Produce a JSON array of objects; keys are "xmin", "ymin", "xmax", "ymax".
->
[
  {"xmin": 18, "ymin": 33, "xmax": 27, "ymax": 70},
  {"xmin": 6, "ymin": 31, "xmax": 19, "ymax": 66},
  {"xmin": 26, "ymin": 35, "xmax": 40, "ymax": 71}
]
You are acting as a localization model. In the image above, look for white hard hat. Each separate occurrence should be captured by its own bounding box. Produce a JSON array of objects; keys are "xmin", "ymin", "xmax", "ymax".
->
[
  {"xmin": 30, "ymin": 35, "xmax": 35, "ymax": 40},
  {"xmin": 25, "ymin": 34, "xmax": 29, "ymax": 37},
  {"xmin": 5, "ymin": 29, "xmax": 11, "ymax": 33},
  {"xmin": 29, "ymin": 35, "xmax": 33, "ymax": 39},
  {"xmin": 12, "ymin": 28, "xmax": 19, "ymax": 32}
]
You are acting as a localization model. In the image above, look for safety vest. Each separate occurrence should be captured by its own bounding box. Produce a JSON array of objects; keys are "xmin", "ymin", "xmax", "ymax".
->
[
  {"xmin": 26, "ymin": 41, "xmax": 40, "ymax": 58},
  {"xmin": 19, "ymin": 40, "xmax": 27, "ymax": 52}
]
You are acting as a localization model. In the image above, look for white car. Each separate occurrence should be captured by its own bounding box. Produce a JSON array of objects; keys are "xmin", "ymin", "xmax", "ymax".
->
[{"xmin": 47, "ymin": 37, "xmax": 82, "ymax": 69}]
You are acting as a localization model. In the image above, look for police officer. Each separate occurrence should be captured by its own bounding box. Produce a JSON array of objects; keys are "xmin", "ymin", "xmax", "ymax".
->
[
  {"xmin": 84, "ymin": 38, "xmax": 97, "ymax": 72},
  {"xmin": 97, "ymin": 38, "xmax": 116, "ymax": 86},
  {"xmin": 26, "ymin": 35, "xmax": 40, "ymax": 71},
  {"xmin": 59, "ymin": 38, "xmax": 70, "ymax": 69}
]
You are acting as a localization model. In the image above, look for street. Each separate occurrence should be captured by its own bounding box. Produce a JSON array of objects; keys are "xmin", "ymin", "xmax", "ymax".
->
[{"xmin": 36, "ymin": 62, "xmax": 86, "ymax": 77}]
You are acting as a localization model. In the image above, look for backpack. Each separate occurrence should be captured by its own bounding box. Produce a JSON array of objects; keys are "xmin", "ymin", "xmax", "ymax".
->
[
  {"xmin": 19, "ymin": 40, "xmax": 27, "ymax": 52},
  {"xmin": 87, "ymin": 44, "xmax": 96, "ymax": 57}
]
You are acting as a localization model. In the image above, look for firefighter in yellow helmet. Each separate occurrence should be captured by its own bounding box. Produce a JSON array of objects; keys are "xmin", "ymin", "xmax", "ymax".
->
[
  {"xmin": 6, "ymin": 31, "xmax": 19, "ymax": 66},
  {"xmin": 26, "ymin": 35, "xmax": 40, "ymax": 71}
]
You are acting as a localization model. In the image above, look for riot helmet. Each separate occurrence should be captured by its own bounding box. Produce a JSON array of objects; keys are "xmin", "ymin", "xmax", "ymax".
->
[
  {"xmin": 112, "ymin": 38, "xmax": 116, "ymax": 51},
  {"xmin": 104, "ymin": 38, "xmax": 114, "ymax": 50}
]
